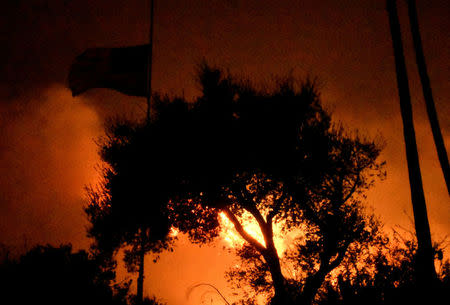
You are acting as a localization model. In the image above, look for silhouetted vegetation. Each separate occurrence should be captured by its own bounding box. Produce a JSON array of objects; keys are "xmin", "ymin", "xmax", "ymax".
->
[
  {"xmin": 0, "ymin": 244, "xmax": 129, "ymax": 305},
  {"xmin": 315, "ymin": 228, "xmax": 449, "ymax": 305},
  {"xmin": 86, "ymin": 65, "xmax": 385, "ymax": 304},
  {"xmin": 162, "ymin": 65, "xmax": 386, "ymax": 305},
  {"xmin": 85, "ymin": 114, "xmax": 176, "ymax": 301},
  {"xmin": 83, "ymin": 64, "xmax": 449, "ymax": 305}
]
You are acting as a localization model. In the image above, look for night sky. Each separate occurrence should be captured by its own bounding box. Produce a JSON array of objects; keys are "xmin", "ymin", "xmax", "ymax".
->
[{"xmin": 1, "ymin": 0, "xmax": 449, "ymax": 304}]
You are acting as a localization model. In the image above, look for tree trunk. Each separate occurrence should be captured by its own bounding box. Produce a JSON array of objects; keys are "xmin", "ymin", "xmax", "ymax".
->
[
  {"xmin": 264, "ymin": 251, "xmax": 294, "ymax": 305},
  {"xmin": 301, "ymin": 248, "xmax": 341, "ymax": 305},
  {"xmin": 386, "ymin": 0, "xmax": 437, "ymax": 289},
  {"xmin": 301, "ymin": 270, "xmax": 328, "ymax": 305},
  {"xmin": 136, "ymin": 242, "xmax": 145, "ymax": 304},
  {"xmin": 406, "ymin": 0, "xmax": 450, "ymax": 195}
]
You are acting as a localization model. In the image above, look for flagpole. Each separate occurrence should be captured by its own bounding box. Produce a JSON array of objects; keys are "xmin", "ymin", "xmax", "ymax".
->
[
  {"xmin": 137, "ymin": 3, "xmax": 155, "ymax": 303},
  {"xmin": 146, "ymin": 0, "xmax": 155, "ymax": 123}
]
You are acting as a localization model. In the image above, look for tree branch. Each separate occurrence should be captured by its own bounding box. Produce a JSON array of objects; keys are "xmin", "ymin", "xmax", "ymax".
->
[
  {"xmin": 246, "ymin": 205, "xmax": 268, "ymax": 231},
  {"xmin": 246, "ymin": 204, "xmax": 278, "ymax": 251},
  {"xmin": 328, "ymin": 241, "xmax": 351, "ymax": 271},
  {"xmin": 234, "ymin": 184, "xmax": 275, "ymax": 247},
  {"xmin": 222, "ymin": 207, "xmax": 267, "ymax": 253},
  {"xmin": 342, "ymin": 174, "xmax": 360, "ymax": 204},
  {"xmin": 267, "ymin": 191, "xmax": 287, "ymax": 223}
]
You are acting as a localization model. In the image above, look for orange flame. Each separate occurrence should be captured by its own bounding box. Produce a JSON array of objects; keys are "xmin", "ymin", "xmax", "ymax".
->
[{"xmin": 219, "ymin": 211, "xmax": 298, "ymax": 257}]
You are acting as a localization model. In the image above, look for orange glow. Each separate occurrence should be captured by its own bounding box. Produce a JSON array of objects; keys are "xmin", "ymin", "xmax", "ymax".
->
[
  {"xmin": 218, "ymin": 211, "xmax": 298, "ymax": 257},
  {"xmin": 219, "ymin": 211, "xmax": 265, "ymax": 247},
  {"xmin": 169, "ymin": 227, "xmax": 179, "ymax": 237}
]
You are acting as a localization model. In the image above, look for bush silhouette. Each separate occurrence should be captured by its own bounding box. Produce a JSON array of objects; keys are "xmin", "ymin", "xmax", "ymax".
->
[{"xmin": 0, "ymin": 244, "xmax": 129, "ymax": 305}]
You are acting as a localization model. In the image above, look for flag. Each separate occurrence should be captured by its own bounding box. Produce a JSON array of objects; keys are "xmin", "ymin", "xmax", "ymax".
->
[{"xmin": 68, "ymin": 44, "xmax": 149, "ymax": 97}]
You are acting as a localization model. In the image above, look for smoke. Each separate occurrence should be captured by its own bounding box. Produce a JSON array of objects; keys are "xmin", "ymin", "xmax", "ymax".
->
[{"xmin": 0, "ymin": 84, "xmax": 101, "ymax": 251}]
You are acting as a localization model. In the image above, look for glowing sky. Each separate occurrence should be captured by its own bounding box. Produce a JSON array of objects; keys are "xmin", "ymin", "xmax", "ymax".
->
[{"xmin": 1, "ymin": 1, "xmax": 448, "ymax": 304}]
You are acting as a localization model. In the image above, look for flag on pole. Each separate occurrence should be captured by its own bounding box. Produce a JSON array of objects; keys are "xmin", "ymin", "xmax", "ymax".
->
[{"xmin": 68, "ymin": 44, "xmax": 149, "ymax": 97}]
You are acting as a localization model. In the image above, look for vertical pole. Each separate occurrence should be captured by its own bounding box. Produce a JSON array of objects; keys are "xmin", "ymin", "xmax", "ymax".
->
[
  {"xmin": 139, "ymin": 0, "xmax": 155, "ymax": 301},
  {"xmin": 406, "ymin": 0, "xmax": 450, "ymax": 195},
  {"xmin": 146, "ymin": 0, "xmax": 155, "ymax": 123},
  {"xmin": 136, "ymin": 238, "xmax": 145, "ymax": 304},
  {"xmin": 386, "ymin": 0, "xmax": 436, "ymax": 290}
]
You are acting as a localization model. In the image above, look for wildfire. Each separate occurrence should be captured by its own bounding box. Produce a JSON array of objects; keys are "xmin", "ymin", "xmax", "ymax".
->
[
  {"xmin": 219, "ymin": 211, "xmax": 265, "ymax": 247},
  {"xmin": 219, "ymin": 211, "xmax": 295, "ymax": 256},
  {"xmin": 169, "ymin": 227, "xmax": 179, "ymax": 237}
]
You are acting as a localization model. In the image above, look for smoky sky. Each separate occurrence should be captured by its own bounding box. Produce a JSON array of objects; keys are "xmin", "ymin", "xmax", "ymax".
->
[{"xmin": 0, "ymin": 0, "xmax": 449, "ymax": 303}]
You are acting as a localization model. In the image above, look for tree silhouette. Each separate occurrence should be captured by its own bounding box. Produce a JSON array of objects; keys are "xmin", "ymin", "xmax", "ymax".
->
[
  {"xmin": 85, "ymin": 114, "xmax": 176, "ymax": 303},
  {"xmin": 86, "ymin": 65, "xmax": 385, "ymax": 304},
  {"xmin": 0, "ymin": 244, "xmax": 129, "ymax": 305},
  {"xmin": 226, "ymin": 179, "xmax": 384, "ymax": 305},
  {"xmin": 317, "ymin": 229, "xmax": 450, "ymax": 305},
  {"xmin": 151, "ymin": 65, "xmax": 385, "ymax": 304}
]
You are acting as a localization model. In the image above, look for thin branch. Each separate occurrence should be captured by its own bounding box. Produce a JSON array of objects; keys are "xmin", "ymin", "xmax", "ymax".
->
[
  {"xmin": 233, "ymin": 184, "xmax": 274, "ymax": 243},
  {"xmin": 245, "ymin": 205, "xmax": 268, "ymax": 230},
  {"xmin": 186, "ymin": 283, "xmax": 230, "ymax": 305},
  {"xmin": 267, "ymin": 191, "xmax": 287, "ymax": 223},
  {"xmin": 328, "ymin": 248, "xmax": 347, "ymax": 271},
  {"xmin": 328, "ymin": 240, "xmax": 352, "ymax": 272},
  {"xmin": 342, "ymin": 174, "xmax": 360, "ymax": 204}
]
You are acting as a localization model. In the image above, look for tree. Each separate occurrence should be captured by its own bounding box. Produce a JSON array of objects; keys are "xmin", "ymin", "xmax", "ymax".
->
[
  {"xmin": 318, "ymin": 229, "xmax": 450, "ymax": 305},
  {"xmin": 87, "ymin": 65, "xmax": 385, "ymax": 304},
  {"xmin": 0, "ymin": 244, "xmax": 129, "ymax": 305},
  {"xmin": 221, "ymin": 122, "xmax": 385, "ymax": 305},
  {"xmin": 158, "ymin": 65, "xmax": 384, "ymax": 304},
  {"xmin": 85, "ymin": 114, "xmax": 176, "ymax": 303},
  {"xmin": 226, "ymin": 181, "xmax": 384, "ymax": 305}
]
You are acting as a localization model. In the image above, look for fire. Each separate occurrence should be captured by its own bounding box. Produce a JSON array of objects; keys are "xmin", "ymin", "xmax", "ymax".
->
[
  {"xmin": 169, "ymin": 227, "xmax": 179, "ymax": 237},
  {"xmin": 219, "ymin": 211, "xmax": 265, "ymax": 247},
  {"xmin": 219, "ymin": 211, "xmax": 294, "ymax": 256}
]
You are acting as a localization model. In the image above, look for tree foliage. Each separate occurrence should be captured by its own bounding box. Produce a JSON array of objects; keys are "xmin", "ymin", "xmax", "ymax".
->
[
  {"xmin": 167, "ymin": 65, "xmax": 385, "ymax": 305},
  {"xmin": 316, "ymin": 229, "xmax": 450, "ymax": 305},
  {"xmin": 0, "ymin": 244, "xmax": 129, "ymax": 305},
  {"xmin": 86, "ymin": 64, "xmax": 387, "ymax": 304},
  {"xmin": 85, "ymin": 114, "xmax": 176, "ymax": 274}
]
